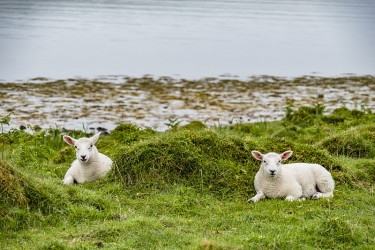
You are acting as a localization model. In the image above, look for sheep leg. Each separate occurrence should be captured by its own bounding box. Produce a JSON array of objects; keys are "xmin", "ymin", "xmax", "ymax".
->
[
  {"xmin": 312, "ymin": 192, "xmax": 334, "ymax": 200},
  {"xmin": 285, "ymin": 195, "xmax": 300, "ymax": 201},
  {"xmin": 248, "ymin": 191, "xmax": 266, "ymax": 203},
  {"xmin": 285, "ymin": 185, "xmax": 303, "ymax": 201},
  {"xmin": 63, "ymin": 175, "xmax": 75, "ymax": 185},
  {"xmin": 316, "ymin": 173, "xmax": 334, "ymax": 190},
  {"xmin": 313, "ymin": 175, "xmax": 334, "ymax": 200}
]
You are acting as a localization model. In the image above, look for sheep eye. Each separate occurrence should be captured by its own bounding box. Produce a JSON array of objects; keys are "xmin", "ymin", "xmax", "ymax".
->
[
  {"xmin": 74, "ymin": 146, "xmax": 77, "ymax": 149},
  {"xmin": 89, "ymin": 144, "xmax": 93, "ymax": 149}
]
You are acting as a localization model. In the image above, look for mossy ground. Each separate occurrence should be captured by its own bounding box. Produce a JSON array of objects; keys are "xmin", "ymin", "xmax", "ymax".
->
[{"xmin": 1, "ymin": 103, "xmax": 375, "ymax": 249}]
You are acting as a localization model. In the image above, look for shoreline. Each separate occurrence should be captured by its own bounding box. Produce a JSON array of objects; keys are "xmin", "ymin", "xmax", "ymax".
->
[{"xmin": 1, "ymin": 75, "xmax": 374, "ymax": 132}]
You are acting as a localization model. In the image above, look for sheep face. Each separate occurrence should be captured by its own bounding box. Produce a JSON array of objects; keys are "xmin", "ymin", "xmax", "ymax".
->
[
  {"xmin": 252, "ymin": 150, "xmax": 293, "ymax": 177},
  {"xmin": 73, "ymin": 138, "xmax": 95, "ymax": 163},
  {"xmin": 63, "ymin": 132, "xmax": 101, "ymax": 163}
]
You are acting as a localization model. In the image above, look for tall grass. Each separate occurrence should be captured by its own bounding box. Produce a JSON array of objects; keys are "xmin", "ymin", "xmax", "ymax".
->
[{"xmin": 1, "ymin": 104, "xmax": 375, "ymax": 248}]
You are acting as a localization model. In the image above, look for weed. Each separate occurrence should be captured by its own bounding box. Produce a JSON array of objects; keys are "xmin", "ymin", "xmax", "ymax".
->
[
  {"xmin": 0, "ymin": 113, "xmax": 12, "ymax": 159},
  {"xmin": 165, "ymin": 118, "xmax": 182, "ymax": 130}
]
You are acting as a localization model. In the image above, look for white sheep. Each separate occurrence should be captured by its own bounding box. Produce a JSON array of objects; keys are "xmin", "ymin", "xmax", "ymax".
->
[
  {"xmin": 62, "ymin": 132, "xmax": 113, "ymax": 185},
  {"xmin": 248, "ymin": 150, "xmax": 334, "ymax": 202}
]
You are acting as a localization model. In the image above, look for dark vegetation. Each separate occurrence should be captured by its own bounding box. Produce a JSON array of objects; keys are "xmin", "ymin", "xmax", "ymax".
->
[{"xmin": 0, "ymin": 103, "xmax": 374, "ymax": 248}]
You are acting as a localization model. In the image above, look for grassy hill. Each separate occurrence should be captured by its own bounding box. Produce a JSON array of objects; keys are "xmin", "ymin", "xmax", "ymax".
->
[{"xmin": 1, "ymin": 104, "xmax": 374, "ymax": 249}]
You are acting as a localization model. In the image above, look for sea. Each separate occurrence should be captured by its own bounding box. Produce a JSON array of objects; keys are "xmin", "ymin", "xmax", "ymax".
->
[{"xmin": 0, "ymin": 0, "xmax": 374, "ymax": 81}]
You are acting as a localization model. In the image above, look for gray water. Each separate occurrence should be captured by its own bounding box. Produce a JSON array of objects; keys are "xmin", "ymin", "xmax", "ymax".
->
[{"xmin": 0, "ymin": 0, "xmax": 374, "ymax": 81}]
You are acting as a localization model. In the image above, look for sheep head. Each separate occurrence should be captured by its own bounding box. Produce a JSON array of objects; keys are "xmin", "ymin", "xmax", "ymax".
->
[
  {"xmin": 63, "ymin": 132, "xmax": 101, "ymax": 163},
  {"xmin": 251, "ymin": 150, "xmax": 292, "ymax": 177}
]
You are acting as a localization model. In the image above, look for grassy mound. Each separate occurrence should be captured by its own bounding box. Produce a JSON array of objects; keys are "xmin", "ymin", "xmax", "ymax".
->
[
  {"xmin": 322, "ymin": 107, "xmax": 369, "ymax": 124},
  {"xmin": 0, "ymin": 160, "xmax": 27, "ymax": 206},
  {"xmin": 112, "ymin": 129, "xmax": 343, "ymax": 195},
  {"xmin": 318, "ymin": 124, "xmax": 375, "ymax": 158},
  {"xmin": 113, "ymin": 130, "xmax": 256, "ymax": 195},
  {"xmin": 0, "ymin": 160, "xmax": 116, "ymax": 231},
  {"xmin": 0, "ymin": 160, "xmax": 60, "ymax": 211}
]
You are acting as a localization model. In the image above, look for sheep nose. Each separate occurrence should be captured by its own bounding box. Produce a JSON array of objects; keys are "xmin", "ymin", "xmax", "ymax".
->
[
  {"xmin": 80, "ymin": 155, "xmax": 87, "ymax": 161},
  {"xmin": 270, "ymin": 170, "xmax": 276, "ymax": 175}
]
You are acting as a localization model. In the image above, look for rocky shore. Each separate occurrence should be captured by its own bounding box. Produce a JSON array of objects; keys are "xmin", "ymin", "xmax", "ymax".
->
[{"xmin": 1, "ymin": 75, "xmax": 374, "ymax": 132}]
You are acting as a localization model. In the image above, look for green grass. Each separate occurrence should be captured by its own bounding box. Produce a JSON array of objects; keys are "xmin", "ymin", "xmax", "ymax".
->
[{"xmin": 1, "ymin": 104, "xmax": 375, "ymax": 249}]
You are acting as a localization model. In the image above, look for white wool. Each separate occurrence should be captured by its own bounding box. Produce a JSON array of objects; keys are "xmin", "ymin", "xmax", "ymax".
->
[
  {"xmin": 248, "ymin": 150, "xmax": 334, "ymax": 202},
  {"xmin": 63, "ymin": 132, "xmax": 113, "ymax": 185}
]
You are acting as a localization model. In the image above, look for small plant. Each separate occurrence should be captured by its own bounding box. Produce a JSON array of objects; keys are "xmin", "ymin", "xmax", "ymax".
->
[
  {"xmin": 165, "ymin": 118, "xmax": 181, "ymax": 130},
  {"xmin": 284, "ymin": 101, "xmax": 295, "ymax": 122},
  {"xmin": 0, "ymin": 113, "xmax": 12, "ymax": 159},
  {"xmin": 0, "ymin": 113, "xmax": 12, "ymax": 130}
]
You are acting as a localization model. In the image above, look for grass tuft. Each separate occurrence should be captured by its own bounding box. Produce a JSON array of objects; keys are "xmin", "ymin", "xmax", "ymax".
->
[
  {"xmin": 0, "ymin": 160, "xmax": 27, "ymax": 206},
  {"xmin": 318, "ymin": 124, "xmax": 375, "ymax": 158}
]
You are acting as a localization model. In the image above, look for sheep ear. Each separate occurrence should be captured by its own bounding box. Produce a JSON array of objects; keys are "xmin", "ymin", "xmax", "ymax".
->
[
  {"xmin": 280, "ymin": 151, "xmax": 292, "ymax": 161},
  {"xmin": 90, "ymin": 132, "xmax": 101, "ymax": 145},
  {"xmin": 251, "ymin": 151, "xmax": 264, "ymax": 161},
  {"xmin": 63, "ymin": 135, "xmax": 76, "ymax": 146}
]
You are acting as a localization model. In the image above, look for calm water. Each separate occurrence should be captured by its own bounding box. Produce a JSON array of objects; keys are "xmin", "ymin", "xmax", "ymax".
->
[{"xmin": 0, "ymin": 0, "xmax": 374, "ymax": 81}]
